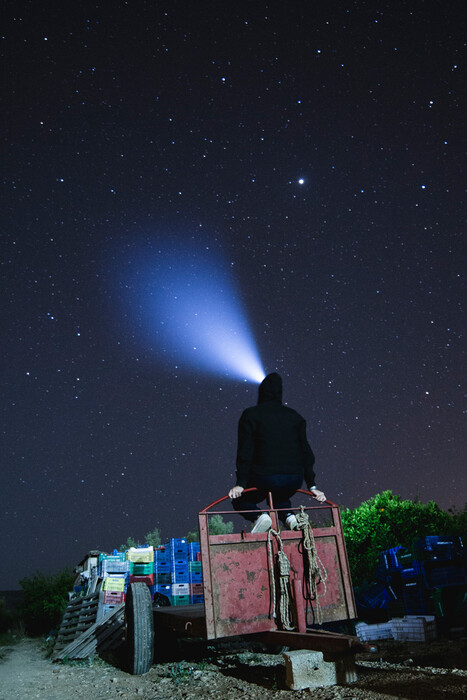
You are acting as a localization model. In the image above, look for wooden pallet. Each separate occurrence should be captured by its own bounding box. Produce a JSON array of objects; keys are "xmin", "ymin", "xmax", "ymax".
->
[
  {"xmin": 53, "ymin": 603, "xmax": 125, "ymax": 660},
  {"xmin": 53, "ymin": 593, "xmax": 100, "ymax": 656}
]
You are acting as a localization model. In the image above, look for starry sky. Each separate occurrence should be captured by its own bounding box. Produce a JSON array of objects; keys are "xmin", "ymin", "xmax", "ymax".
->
[{"xmin": 2, "ymin": 1, "xmax": 465, "ymax": 590}]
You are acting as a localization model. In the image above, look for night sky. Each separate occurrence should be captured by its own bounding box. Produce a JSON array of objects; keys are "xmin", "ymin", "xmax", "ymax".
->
[{"xmin": 2, "ymin": 1, "xmax": 465, "ymax": 590}]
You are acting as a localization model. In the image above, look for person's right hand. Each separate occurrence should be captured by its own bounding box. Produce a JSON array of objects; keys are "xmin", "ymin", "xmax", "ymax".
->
[
  {"xmin": 311, "ymin": 489, "xmax": 326, "ymax": 502},
  {"xmin": 229, "ymin": 485, "xmax": 244, "ymax": 499}
]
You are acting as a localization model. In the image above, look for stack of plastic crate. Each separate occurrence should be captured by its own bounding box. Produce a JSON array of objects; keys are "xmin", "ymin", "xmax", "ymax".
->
[
  {"xmin": 188, "ymin": 541, "xmax": 203, "ymax": 604},
  {"xmin": 415, "ymin": 536, "xmax": 466, "ymax": 590},
  {"xmin": 379, "ymin": 535, "xmax": 466, "ymax": 618},
  {"xmin": 153, "ymin": 546, "xmax": 171, "ymax": 600},
  {"xmin": 97, "ymin": 552, "xmax": 130, "ymax": 620},
  {"xmin": 376, "ymin": 546, "xmax": 406, "ymax": 611},
  {"xmin": 169, "ymin": 538, "xmax": 190, "ymax": 605},
  {"xmin": 398, "ymin": 557, "xmax": 431, "ymax": 615},
  {"xmin": 415, "ymin": 535, "xmax": 464, "ymax": 563},
  {"xmin": 379, "ymin": 543, "xmax": 432, "ymax": 615},
  {"xmin": 128, "ymin": 546, "xmax": 154, "ymax": 593}
]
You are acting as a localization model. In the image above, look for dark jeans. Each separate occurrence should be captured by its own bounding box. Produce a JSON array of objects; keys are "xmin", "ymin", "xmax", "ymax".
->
[{"xmin": 232, "ymin": 474, "xmax": 303, "ymax": 523}]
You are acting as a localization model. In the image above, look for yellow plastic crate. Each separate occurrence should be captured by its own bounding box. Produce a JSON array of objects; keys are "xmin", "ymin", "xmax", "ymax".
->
[
  {"xmin": 127, "ymin": 546, "xmax": 154, "ymax": 563},
  {"xmin": 103, "ymin": 577, "xmax": 126, "ymax": 592}
]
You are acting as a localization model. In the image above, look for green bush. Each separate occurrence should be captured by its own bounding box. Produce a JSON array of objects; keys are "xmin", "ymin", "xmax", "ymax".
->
[
  {"xmin": 341, "ymin": 490, "xmax": 463, "ymax": 585},
  {"xmin": 19, "ymin": 568, "xmax": 75, "ymax": 635},
  {"xmin": 186, "ymin": 514, "xmax": 234, "ymax": 542},
  {"xmin": 119, "ymin": 527, "xmax": 162, "ymax": 551}
]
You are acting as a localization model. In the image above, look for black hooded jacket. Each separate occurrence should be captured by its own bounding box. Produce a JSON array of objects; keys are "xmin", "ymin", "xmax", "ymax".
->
[{"xmin": 235, "ymin": 373, "xmax": 316, "ymax": 489}]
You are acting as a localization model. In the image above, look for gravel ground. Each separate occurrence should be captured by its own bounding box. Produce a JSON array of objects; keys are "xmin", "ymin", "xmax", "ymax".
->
[{"xmin": 0, "ymin": 637, "xmax": 466, "ymax": 700}]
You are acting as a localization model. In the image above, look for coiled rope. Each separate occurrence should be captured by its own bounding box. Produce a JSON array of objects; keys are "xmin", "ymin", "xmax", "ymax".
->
[
  {"xmin": 267, "ymin": 528, "xmax": 295, "ymax": 630},
  {"xmin": 295, "ymin": 505, "xmax": 328, "ymax": 625}
]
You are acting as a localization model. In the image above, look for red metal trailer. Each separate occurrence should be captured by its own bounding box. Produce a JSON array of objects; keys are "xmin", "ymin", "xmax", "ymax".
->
[{"xmin": 125, "ymin": 489, "xmax": 369, "ymax": 676}]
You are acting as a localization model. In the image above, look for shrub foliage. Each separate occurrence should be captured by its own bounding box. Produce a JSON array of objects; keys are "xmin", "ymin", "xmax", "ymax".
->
[
  {"xmin": 341, "ymin": 490, "xmax": 466, "ymax": 585},
  {"xmin": 186, "ymin": 514, "xmax": 234, "ymax": 542},
  {"xmin": 19, "ymin": 568, "xmax": 75, "ymax": 635}
]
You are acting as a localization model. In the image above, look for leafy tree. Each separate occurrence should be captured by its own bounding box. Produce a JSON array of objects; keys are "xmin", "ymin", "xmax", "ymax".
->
[
  {"xmin": 19, "ymin": 568, "xmax": 75, "ymax": 635},
  {"xmin": 118, "ymin": 528, "xmax": 161, "ymax": 551},
  {"xmin": 186, "ymin": 529, "xmax": 199, "ymax": 543},
  {"xmin": 144, "ymin": 527, "xmax": 161, "ymax": 548},
  {"xmin": 209, "ymin": 514, "xmax": 234, "ymax": 535},
  {"xmin": 118, "ymin": 536, "xmax": 139, "ymax": 552},
  {"xmin": 341, "ymin": 490, "xmax": 455, "ymax": 585},
  {"xmin": 186, "ymin": 514, "xmax": 234, "ymax": 542}
]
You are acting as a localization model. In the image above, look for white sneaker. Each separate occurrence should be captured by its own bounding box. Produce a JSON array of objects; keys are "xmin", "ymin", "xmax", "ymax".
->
[
  {"xmin": 251, "ymin": 513, "xmax": 272, "ymax": 533},
  {"xmin": 285, "ymin": 514, "xmax": 298, "ymax": 530}
]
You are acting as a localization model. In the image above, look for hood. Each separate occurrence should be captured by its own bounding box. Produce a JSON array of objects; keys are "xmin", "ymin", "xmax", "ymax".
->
[{"xmin": 257, "ymin": 372, "xmax": 282, "ymax": 404}]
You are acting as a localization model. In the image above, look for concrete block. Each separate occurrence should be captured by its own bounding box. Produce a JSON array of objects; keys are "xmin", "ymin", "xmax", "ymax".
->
[{"xmin": 283, "ymin": 649, "xmax": 357, "ymax": 690}]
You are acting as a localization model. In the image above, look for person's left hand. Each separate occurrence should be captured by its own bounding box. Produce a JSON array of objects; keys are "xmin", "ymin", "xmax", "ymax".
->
[
  {"xmin": 310, "ymin": 489, "xmax": 326, "ymax": 502},
  {"xmin": 229, "ymin": 485, "xmax": 244, "ymax": 499}
]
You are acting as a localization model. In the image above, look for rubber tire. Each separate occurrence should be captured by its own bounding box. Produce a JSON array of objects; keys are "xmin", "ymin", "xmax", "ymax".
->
[{"xmin": 125, "ymin": 583, "xmax": 154, "ymax": 675}]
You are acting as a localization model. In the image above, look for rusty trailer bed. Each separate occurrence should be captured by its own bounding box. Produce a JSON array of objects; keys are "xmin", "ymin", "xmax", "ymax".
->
[{"xmin": 152, "ymin": 490, "xmax": 366, "ymax": 656}]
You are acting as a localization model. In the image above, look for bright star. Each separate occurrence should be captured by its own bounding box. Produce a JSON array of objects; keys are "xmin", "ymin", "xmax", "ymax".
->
[{"xmin": 298, "ymin": 178, "xmax": 305, "ymax": 185}]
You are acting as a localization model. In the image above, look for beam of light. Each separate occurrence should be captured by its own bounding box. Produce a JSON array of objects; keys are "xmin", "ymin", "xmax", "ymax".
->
[{"xmin": 118, "ymin": 240, "xmax": 266, "ymax": 383}]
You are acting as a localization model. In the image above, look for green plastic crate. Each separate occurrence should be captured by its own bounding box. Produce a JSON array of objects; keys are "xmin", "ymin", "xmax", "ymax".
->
[
  {"xmin": 131, "ymin": 562, "xmax": 153, "ymax": 575},
  {"xmin": 170, "ymin": 595, "xmax": 190, "ymax": 606},
  {"xmin": 99, "ymin": 552, "xmax": 127, "ymax": 564}
]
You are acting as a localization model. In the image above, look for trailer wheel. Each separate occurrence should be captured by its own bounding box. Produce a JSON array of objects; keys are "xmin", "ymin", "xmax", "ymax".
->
[{"xmin": 125, "ymin": 583, "xmax": 154, "ymax": 675}]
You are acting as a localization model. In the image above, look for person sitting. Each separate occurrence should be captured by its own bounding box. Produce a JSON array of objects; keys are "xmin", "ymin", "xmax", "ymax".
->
[{"xmin": 229, "ymin": 372, "xmax": 326, "ymax": 533}]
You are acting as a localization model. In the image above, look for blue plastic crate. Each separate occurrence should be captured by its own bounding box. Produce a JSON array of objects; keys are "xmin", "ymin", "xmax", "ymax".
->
[
  {"xmin": 423, "ymin": 562, "xmax": 467, "ymax": 588},
  {"xmin": 414, "ymin": 536, "xmax": 464, "ymax": 561},
  {"xmin": 401, "ymin": 561, "xmax": 423, "ymax": 579},
  {"xmin": 154, "ymin": 561, "xmax": 170, "ymax": 572},
  {"xmin": 189, "ymin": 570, "xmax": 203, "ymax": 583},
  {"xmin": 380, "ymin": 546, "xmax": 404, "ymax": 571},
  {"xmin": 168, "ymin": 539, "xmax": 188, "ymax": 557},
  {"xmin": 168, "ymin": 550, "xmax": 188, "ymax": 561},
  {"xmin": 155, "ymin": 572, "xmax": 171, "ymax": 585},
  {"xmin": 155, "ymin": 551, "xmax": 170, "ymax": 564},
  {"xmin": 190, "ymin": 594, "xmax": 204, "ymax": 604},
  {"xmin": 171, "ymin": 558, "xmax": 189, "ymax": 569},
  {"xmin": 154, "ymin": 584, "xmax": 171, "ymax": 596},
  {"xmin": 171, "ymin": 570, "xmax": 189, "ymax": 584},
  {"xmin": 402, "ymin": 578, "xmax": 432, "ymax": 615}
]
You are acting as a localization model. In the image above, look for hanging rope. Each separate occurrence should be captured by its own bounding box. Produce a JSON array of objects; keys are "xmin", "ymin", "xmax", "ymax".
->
[
  {"xmin": 267, "ymin": 528, "xmax": 295, "ymax": 631},
  {"xmin": 296, "ymin": 505, "xmax": 328, "ymax": 625}
]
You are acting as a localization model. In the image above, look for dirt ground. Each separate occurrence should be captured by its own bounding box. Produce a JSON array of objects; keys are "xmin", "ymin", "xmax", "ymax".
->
[{"xmin": 0, "ymin": 636, "xmax": 466, "ymax": 700}]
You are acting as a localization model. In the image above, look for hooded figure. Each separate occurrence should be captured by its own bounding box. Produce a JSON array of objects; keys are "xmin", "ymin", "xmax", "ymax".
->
[{"xmin": 229, "ymin": 373, "xmax": 326, "ymax": 533}]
